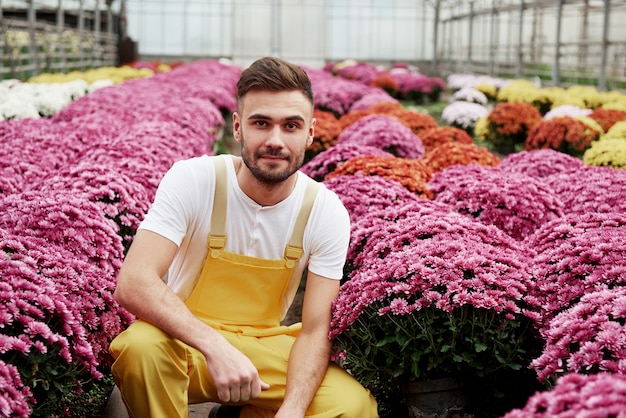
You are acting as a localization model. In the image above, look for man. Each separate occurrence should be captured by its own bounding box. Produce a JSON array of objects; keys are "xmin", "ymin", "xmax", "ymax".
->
[{"xmin": 109, "ymin": 57, "xmax": 379, "ymax": 418}]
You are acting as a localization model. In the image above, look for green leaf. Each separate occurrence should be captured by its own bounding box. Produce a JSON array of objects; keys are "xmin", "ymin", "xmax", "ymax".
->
[
  {"xmin": 474, "ymin": 342, "xmax": 488, "ymax": 352},
  {"xmin": 440, "ymin": 345, "xmax": 451, "ymax": 353}
]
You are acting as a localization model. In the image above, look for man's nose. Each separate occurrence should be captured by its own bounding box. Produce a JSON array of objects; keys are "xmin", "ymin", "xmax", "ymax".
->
[{"xmin": 265, "ymin": 126, "xmax": 284, "ymax": 147}]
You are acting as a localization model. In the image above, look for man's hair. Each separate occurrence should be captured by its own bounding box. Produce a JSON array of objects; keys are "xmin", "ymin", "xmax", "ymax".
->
[{"xmin": 236, "ymin": 57, "xmax": 314, "ymax": 107}]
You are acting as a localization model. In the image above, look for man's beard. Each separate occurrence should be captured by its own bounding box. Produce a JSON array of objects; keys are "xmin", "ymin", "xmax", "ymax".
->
[{"xmin": 240, "ymin": 133, "xmax": 305, "ymax": 185}]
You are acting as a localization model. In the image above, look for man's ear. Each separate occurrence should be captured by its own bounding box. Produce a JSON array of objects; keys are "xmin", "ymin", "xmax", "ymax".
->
[
  {"xmin": 307, "ymin": 117, "xmax": 316, "ymax": 147},
  {"xmin": 233, "ymin": 112, "xmax": 242, "ymax": 143}
]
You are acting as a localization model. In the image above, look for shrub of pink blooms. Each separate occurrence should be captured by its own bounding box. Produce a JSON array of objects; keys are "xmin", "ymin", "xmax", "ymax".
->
[
  {"xmin": 335, "ymin": 114, "xmax": 425, "ymax": 159},
  {"xmin": 300, "ymin": 142, "xmax": 394, "ymax": 181},
  {"xmin": 531, "ymin": 287, "xmax": 626, "ymax": 383},
  {"xmin": 0, "ymin": 59, "xmax": 233, "ymax": 416},
  {"xmin": 428, "ymin": 164, "xmax": 564, "ymax": 241},
  {"xmin": 502, "ymin": 372, "xmax": 626, "ymax": 417},
  {"xmin": 35, "ymin": 162, "xmax": 151, "ymax": 251},
  {"xmin": 323, "ymin": 173, "xmax": 422, "ymax": 225},
  {"xmin": 498, "ymin": 149, "xmax": 585, "ymax": 179},
  {"xmin": 527, "ymin": 212, "xmax": 626, "ymax": 328},
  {"xmin": 543, "ymin": 165, "xmax": 626, "ymax": 216},
  {"xmin": 0, "ymin": 359, "xmax": 32, "ymax": 418},
  {"xmin": 0, "ymin": 232, "xmax": 133, "ymax": 416},
  {"xmin": 331, "ymin": 199, "xmax": 542, "ymax": 415}
]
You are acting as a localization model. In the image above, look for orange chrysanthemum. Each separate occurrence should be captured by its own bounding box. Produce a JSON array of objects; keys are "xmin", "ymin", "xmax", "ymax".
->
[
  {"xmin": 525, "ymin": 116, "xmax": 600, "ymax": 156},
  {"xmin": 422, "ymin": 142, "xmax": 501, "ymax": 172},
  {"xmin": 588, "ymin": 108, "xmax": 626, "ymax": 132},
  {"xmin": 368, "ymin": 75, "xmax": 399, "ymax": 95},
  {"xmin": 419, "ymin": 126, "xmax": 474, "ymax": 152},
  {"xmin": 326, "ymin": 155, "xmax": 433, "ymax": 198}
]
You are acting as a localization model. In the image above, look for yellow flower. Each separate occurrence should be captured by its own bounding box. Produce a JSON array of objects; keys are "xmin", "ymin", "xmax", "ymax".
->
[
  {"xmin": 474, "ymin": 115, "xmax": 489, "ymax": 141},
  {"xmin": 566, "ymin": 85, "xmax": 603, "ymax": 109},
  {"xmin": 604, "ymin": 121, "xmax": 626, "ymax": 140},
  {"xmin": 583, "ymin": 137, "xmax": 626, "ymax": 169},
  {"xmin": 475, "ymin": 82, "xmax": 498, "ymax": 100},
  {"xmin": 573, "ymin": 116, "xmax": 605, "ymax": 136}
]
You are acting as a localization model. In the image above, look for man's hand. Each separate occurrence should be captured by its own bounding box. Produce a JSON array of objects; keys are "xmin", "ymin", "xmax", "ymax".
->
[{"xmin": 204, "ymin": 336, "xmax": 270, "ymax": 402}]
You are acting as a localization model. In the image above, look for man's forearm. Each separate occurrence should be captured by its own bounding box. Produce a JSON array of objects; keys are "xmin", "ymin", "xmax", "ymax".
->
[{"xmin": 277, "ymin": 333, "xmax": 332, "ymax": 417}]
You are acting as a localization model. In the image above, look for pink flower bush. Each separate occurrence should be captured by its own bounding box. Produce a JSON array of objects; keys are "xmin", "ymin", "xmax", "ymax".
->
[
  {"xmin": 390, "ymin": 71, "xmax": 446, "ymax": 103},
  {"xmin": 335, "ymin": 114, "xmax": 425, "ymax": 159},
  {"xmin": 0, "ymin": 190, "xmax": 124, "ymax": 273},
  {"xmin": 300, "ymin": 142, "xmax": 394, "ymax": 181},
  {"xmin": 428, "ymin": 164, "xmax": 564, "ymax": 241},
  {"xmin": 0, "ymin": 118, "xmax": 87, "ymax": 195},
  {"xmin": 0, "ymin": 360, "xmax": 32, "ymax": 418},
  {"xmin": 498, "ymin": 149, "xmax": 585, "ymax": 179},
  {"xmin": 35, "ymin": 161, "xmax": 152, "ymax": 250},
  {"xmin": 334, "ymin": 62, "xmax": 382, "ymax": 85},
  {"xmin": 531, "ymin": 288, "xmax": 626, "ymax": 382},
  {"xmin": 348, "ymin": 88, "xmax": 399, "ymax": 112},
  {"xmin": 527, "ymin": 212, "xmax": 626, "ymax": 327},
  {"xmin": 330, "ymin": 199, "xmax": 541, "ymax": 386},
  {"xmin": 306, "ymin": 67, "xmax": 369, "ymax": 116},
  {"xmin": 0, "ymin": 59, "xmax": 232, "ymax": 416},
  {"xmin": 544, "ymin": 165, "xmax": 626, "ymax": 216},
  {"xmin": 503, "ymin": 372, "xmax": 626, "ymax": 417},
  {"xmin": 323, "ymin": 173, "xmax": 422, "ymax": 224},
  {"xmin": 0, "ymin": 232, "xmax": 133, "ymax": 413}
]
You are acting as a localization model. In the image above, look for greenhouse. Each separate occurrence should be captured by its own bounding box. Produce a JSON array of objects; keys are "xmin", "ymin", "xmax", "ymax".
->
[{"xmin": 2, "ymin": 1, "xmax": 626, "ymax": 418}]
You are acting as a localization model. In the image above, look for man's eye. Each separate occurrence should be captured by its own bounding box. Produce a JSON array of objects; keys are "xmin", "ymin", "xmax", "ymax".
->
[
  {"xmin": 286, "ymin": 122, "xmax": 299, "ymax": 130},
  {"xmin": 254, "ymin": 121, "xmax": 267, "ymax": 127}
]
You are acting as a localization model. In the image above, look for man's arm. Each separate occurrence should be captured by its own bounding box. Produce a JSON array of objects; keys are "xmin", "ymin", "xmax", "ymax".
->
[
  {"xmin": 114, "ymin": 229, "xmax": 268, "ymax": 402},
  {"xmin": 275, "ymin": 271, "xmax": 340, "ymax": 418}
]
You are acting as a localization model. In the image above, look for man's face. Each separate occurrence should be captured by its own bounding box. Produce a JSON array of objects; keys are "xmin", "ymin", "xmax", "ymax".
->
[{"xmin": 233, "ymin": 90, "xmax": 315, "ymax": 185}]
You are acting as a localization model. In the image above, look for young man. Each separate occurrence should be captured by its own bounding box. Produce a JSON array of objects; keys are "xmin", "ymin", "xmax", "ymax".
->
[{"xmin": 109, "ymin": 57, "xmax": 379, "ymax": 418}]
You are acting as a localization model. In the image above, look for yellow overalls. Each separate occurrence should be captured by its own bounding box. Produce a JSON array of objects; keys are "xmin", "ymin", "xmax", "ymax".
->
[{"xmin": 110, "ymin": 157, "xmax": 379, "ymax": 417}]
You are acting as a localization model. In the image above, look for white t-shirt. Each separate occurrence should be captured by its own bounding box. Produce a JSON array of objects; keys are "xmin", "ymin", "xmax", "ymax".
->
[{"xmin": 139, "ymin": 154, "xmax": 351, "ymax": 301}]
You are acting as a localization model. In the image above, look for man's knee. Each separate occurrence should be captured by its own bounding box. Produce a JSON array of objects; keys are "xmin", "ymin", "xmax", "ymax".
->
[
  {"xmin": 110, "ymin": 320, "xmax": 181, "ymax": 377},
  {"xmin": 318, "ymin": 365, "xmax": 379, "ymax": 417}
]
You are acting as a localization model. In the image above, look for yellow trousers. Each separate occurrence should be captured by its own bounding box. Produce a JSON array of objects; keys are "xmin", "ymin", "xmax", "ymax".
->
[{"xmin": 110, "ymin": 320, "xmax": 379, "ymax": 418}]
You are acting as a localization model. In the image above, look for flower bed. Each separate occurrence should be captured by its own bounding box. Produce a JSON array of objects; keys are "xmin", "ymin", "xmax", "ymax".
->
[
  {"xmin": 4, "ymin": 59, "xmax": 626, "ymax": 417},
  {"xmin": 0, "ymin": 59, "xmax": 239, "ymax": 417}
]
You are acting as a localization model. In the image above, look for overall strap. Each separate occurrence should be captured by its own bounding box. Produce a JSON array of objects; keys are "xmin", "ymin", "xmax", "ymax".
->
[
  {"xmin": 208, "ymin": 156, "xmax": 228, "ymax": 258},
  {"xmin": 284, "ymin": 178, "xmax": 320, "ymax": 268}
]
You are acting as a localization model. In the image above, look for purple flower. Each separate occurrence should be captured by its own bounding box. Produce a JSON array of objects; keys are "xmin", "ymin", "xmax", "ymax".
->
[
  {"xmin": 543, "ymin": 165, "xmax": 626, "ymax": 216},
  {"xmin": 0, "ymin": 360, "xmax": 32, "ymax": 418},
  {"xmin": 531, "ymin": 288, "xmax": 626, "ymax": 382},
  {"xmin": 300, "ymin": 142, "xmax": 393, "ymax": 181},
  {"xmin": 429, "ymin": 164, "xmax": 564, "ymax": 240},
  {"xmin": 335, "ymin": 114, "xmax": 425, "ymax": 159},
  {"xmin": 499, "ymin": 149, "xmax": 585, "ymax": 179},
  {"xmin": 324, "ymin": 173, "xmax": 422, "ymax": 224},
  {"xmin": 502, "ymin": 372, "xmax": 626, "ymax": 417},
  {"xmin": 527, "ymin": 211, "xmax": 626, "ymax": 327},
  {"xmin": 348, "ymin": 88, "xmax": 399, "ymax": 112},
  {"xmin": 332, "ymin": 199, "xmax": 537, "ymax": 337}
]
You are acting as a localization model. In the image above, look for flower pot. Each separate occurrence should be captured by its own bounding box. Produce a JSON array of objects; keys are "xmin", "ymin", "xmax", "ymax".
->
[{"xmin": 401, "ymin": 377, "xmax": 468, "ymax": 418}]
